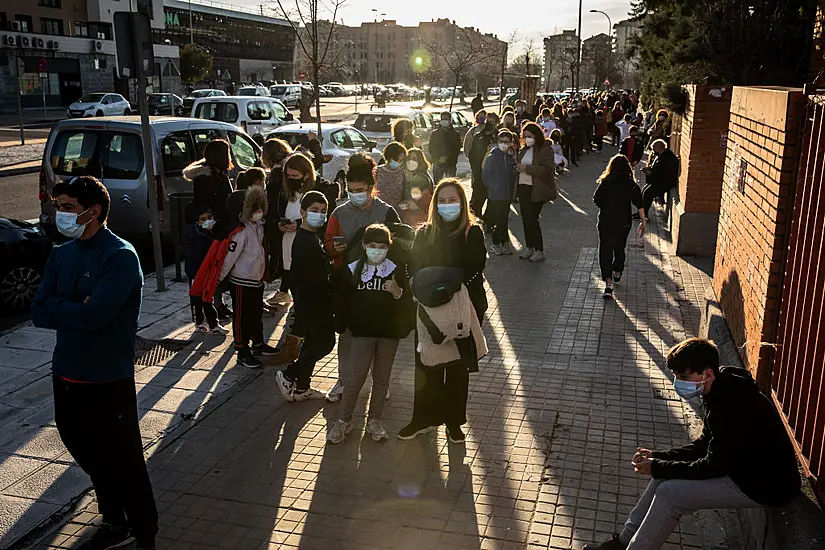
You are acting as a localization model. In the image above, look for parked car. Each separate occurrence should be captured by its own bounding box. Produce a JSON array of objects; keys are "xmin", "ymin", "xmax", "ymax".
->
[
  {"xmin": 0, "ymin": 218, "xmax": 52, "ymax": 312},
  {"xmin": 183, "ymin": 89, "xmax": 226, "ymax": 115},
  {"xmin": 38, "ymin": 117, "xmax": 262, "ymax": 244},
  {"xmin": 237, "ymin": 85, "xmax": 270, "ymax": 97},
  {"xmin": 148, "ymin": 93, "xmax": 184, "ymax": 116},
  {"xmin": 67, "ymin": 93, "xmax": 131, "ymax": 118},
  {"xmin": 352, "ymin": 108, "xmax": 436, "ymax": 150},
  {"xmin": 268, "ymin": 123, "xmax": 382, "ymax": 186},
  {"xmin": 269, "ymin": 84, "xmax": 302, "ymax": 108},
  {"xmin": 324, "ymin": 83, "xmax": 348, "ymax": 96},
  {"xmin": 191, "ymin": 96, "xmax": 295, "ymax": 142},
  {"xmin": 448, "ymin": 110, "xmax": 472, "ymax": 139}
]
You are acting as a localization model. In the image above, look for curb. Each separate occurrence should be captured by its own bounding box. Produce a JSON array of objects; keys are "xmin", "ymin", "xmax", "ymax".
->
[{"xmin": 0, "ymin": 163, "xmax": 40, "ymax": 178}]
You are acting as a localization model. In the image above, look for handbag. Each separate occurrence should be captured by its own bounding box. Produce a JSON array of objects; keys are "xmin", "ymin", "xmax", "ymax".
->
[{"xmin": 412, "ymin": 266, "xmax": 464, "ymax": 308}]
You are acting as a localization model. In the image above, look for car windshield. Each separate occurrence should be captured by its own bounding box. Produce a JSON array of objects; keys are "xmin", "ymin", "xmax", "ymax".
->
[
  {"xmin": 192, "ymin": 90, "xmax": 213, "ymax": 98},
  {"xmin": 79, "ymin": 94, "xmax": 106, "ymax": 103},
  {"xmin": 271, "ymin": 86, "xmax": 287, "ymax": 94},
  {"xmin": 353, "ymin": 114, "xmax": 397, "ymax": 133}
]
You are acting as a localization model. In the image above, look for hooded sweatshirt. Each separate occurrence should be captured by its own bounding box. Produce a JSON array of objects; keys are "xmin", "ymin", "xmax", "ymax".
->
[
  {"xmin": 650, "ymin": 367, "xmax": 801, "ymax": 506},
  {"xmin": 219, "ymin": 186, "xmax": 268, "ymax": 287}
]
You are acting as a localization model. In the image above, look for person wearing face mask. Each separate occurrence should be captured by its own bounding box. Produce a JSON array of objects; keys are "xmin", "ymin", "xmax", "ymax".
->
[
  {"xmin": 376, "ymin": 141, "xmax": 408, "ymax": 211},
  {"xmin": 482, "ymin": 129, "xmax": 518, "ymax": 255},
  {"xmin": 401, "ymin": 147, "xmax": 434, "ymax": 226},
  {"xmin": 219, "ymin": 185, "xmax": 279, "ymax": 368},
  {"xmin": 31, "ymin": 176, "xmax": 159, "ymax": 550},
  {"xmin": 398, "ymin": 179, "xmax": 487, "ymax": 443},
  {"xmin": 391, "ymin": 118, "xmax": 420, "ymax": 150},
  {"xmin": 428, "ymin": 111, "xmax": 461, "ymax": 182},
  {"xmin": 515, "ymin": 100, "xmax": 533, "ymax": 126},
  {"xmin": 646, "ymin": 108, "xmax": 671, "ymax": 149},
  {"xmin": 327, "ymin": 224, "xmax": 411, "ymax": 444},
  {"xmin": 185, "ymin": 204, "xmax": 229, "ymax": 335},
  {"xmin": 275, "ymin": 191, "xmax": 336, "ymax": 402},
  {"xmin": 538, "ymin": 107, "xmax": 557, "ymax": 137},
  {"xmin": 585, "ymin": 338, "xmax": 801, "ymax": 550},
  {"xmin": 324, "ymin": 153, "xmax": 401, "ymax": 403},
  {"xmin": 464, "ymin": 110, "xmax": 499, "ymax": 226},
  {"xmin": 515, "ymin": 123, "xmax": 557, "ymax": 262}
]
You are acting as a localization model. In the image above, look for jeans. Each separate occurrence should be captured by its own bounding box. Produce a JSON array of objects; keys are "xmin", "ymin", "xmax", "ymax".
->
[
  {"xmin": 53, "ymin": 375, "xmax": 158, "ymax": 546},
  {"xmin": 433, "ymin": 163, "xmax": 456, "ymax": 184},
  {"xmin": 621, "ymin": 477, "xmax": 761, "ymax": 549},
  {"xmin": 285, "ymin": 309, "xmax": 335, "ymax": 391},
  {"xmin": 598, "ymin": 224, "xmax": 631, "ymax": 281},
  {"xmin": 487, "ymin": 200, "xmax": 511, "ymax": 245},
  {"xmin": 230, "ymin": 283, "xmax": 264, "ymax": 351},
  {"xmin": 339, "ymin": 336, "xmax": 399, "ymax": 422},
  {"xmin": 517, "ymin": 185, "xmax": 544, "ymax": 251}
]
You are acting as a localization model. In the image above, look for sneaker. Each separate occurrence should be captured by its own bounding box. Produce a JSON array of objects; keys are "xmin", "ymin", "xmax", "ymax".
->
[
  {"xmin": 385, "ymin": 386, "xmax": 391, "ymax": 401},
  {"xmin": 518, "ymin": 247, "xmax": 534, "ymax": 260},
  {"xmin": 613, "ymin": 271, "xmax": 622, "ymax": 283},
  {"xmin": 275, "ymin": 370, "xmax": 295, "ymax": 402},
  {"xmin": 366, "ymin": 418, "xmax": 388, "ymax": 442},
  {"xmin": 238, "ymin": 352, "xmax": 262, "ymax": 369},
  {"xmin": 209, "ymin": 324, "xmax": 229, "ymax": 335},
  {"xmin": 195, "ymin": 322, "xmax": 210, "ymax": 333},
  {"xmin": 529, "ymin": 250, "xmax": 546, "ymax": 262},
  {"xmin": 251, "ymin": 342, "xmax": 280, "ymax": 356},
  {"xmin": 293, "ymin": 387, "xmax": 326, "ymax": 402},
  {"xmin": 326, "ymin": 419, "xmax": 353, "ymax": 444},
  {"xmin": 78, "ymin": 523, "xmax": 134, "ymax": 549},
  {"xmin": 397, "ymin": 422, "xmax": 434, "ymax": 440},
  {"xmin": 265, "ymin": 291, "xmax": 292, "ymax": 308},
  {"xmin": 603, "ymin": 285, "xmax": 614, "ymax": 300},
  {"xmin": 217, "ymin": 307, "xmax": 233, "ymax": 322},
  {"xmin": 490, "ymin": 244, "xmax": 504, "ymax": 256},
  {"xmin": 583, "ymin": 534, "xmax": 627, "ymax": 550},
  {"xmin": 446, "ymin": 425, "xmax": 466, "ymax": 444},
  {"xmin": 326, "ymin": 379, "xmax": 344, "ymax": 402},
  {"xmin": 500, "ymin": 242, "xmax": 514, "ymax": 255}
]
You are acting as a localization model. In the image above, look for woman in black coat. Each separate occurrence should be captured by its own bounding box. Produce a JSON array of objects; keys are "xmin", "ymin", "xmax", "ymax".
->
[
  {"xmin": 185, "ymin": 139, "xmax": 234, "ymax": 233},
  {"xmin": 398, "ymin": 178, "xmax": 487, "ymax": 445}
]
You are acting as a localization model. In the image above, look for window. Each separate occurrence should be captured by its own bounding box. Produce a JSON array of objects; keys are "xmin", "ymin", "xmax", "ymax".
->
[
  {"xmin": 41, "ymin": 18, "xmax": 63, "ymax": 36},
  {"xmin": 353, "ymin": 114, "xmax": 393, "ymax": 133},
  {"xmin": 14, "ymin": 15, "xmax": 32, "ymax": 33},
  {"xmin": 38, "ymin": 0, "xmax": 62, "ymax": 7},
  {"xmin": 270, "ymin": 101, "xmax": 286, "ymax": 120},
  {"xmin": 50, "ymin": 131, "xmax": 99, "ymax": 176},
  {"xmin": 191, "ymin": 129, "xmax": 223, "ymax": 159},
  {"xmin": 330, "ymin": 130, "xmax": 349, "ymax": 148},
  {"xmin": 74, "ymin": 22, "xmax": 88, "ymax": 37},
  {"xmin": 194, "ymin": 102, "xmax": 239, "ymax": 123},
  {"xmin": 102, "ymin": 133, "xmax": 144, "ymax": 180},
  {"xmin": 161, "ymin": 132, "xmax": 193, "ymax": 176},
  {"xmin": 227, "ymin": 132, "xmax": 258, "ymax": 170},
  {"xmin": 246, "ymin": 101, "xmax": 271, "ymax": 121},
  {"xmin": 345, "ymin": 129, "xmax": 368, "ymax": 149}
]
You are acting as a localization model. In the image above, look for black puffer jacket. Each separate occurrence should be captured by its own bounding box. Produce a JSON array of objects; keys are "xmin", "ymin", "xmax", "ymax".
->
[
  {"xmin": 651, "ymin": 367, "xmax": 801, "ymax": 506},
  {"xmin": 184, "ymin": 162, "xmax": 233, "ymax": 231}
]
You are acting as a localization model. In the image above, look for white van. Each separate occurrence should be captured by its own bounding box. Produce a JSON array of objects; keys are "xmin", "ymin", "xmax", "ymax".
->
[
  {"xmin": 270, "ymin": 84, "xmax": 302, "ymax": 107},
  {"xmin": 191, "ymin": 96, "xmax": 295, "ymax": 142}
]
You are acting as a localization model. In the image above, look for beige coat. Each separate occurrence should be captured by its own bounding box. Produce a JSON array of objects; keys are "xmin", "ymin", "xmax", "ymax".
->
[{"xmin": 416, "ymin": 285, "xmax": 488, "ymax": 367}]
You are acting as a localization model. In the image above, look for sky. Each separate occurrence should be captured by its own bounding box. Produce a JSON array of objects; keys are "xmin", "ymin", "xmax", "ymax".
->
[{"xmin": 227, "ymin": 0, "xmax": 634, "ymax": 55}]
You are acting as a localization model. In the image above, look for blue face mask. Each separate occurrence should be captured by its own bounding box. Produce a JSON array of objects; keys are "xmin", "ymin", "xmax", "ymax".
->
[
  {"xmin": 673, "ymin": 375, "xmax": 706, "ymax": 400},
  {"xmin": 388, "ymin": 160, "xmax": 402, "ymax": 170},
  {"xmin": 365, "ymin": 247, "xmax": 388, "ymax": 264},
  {"xmin": 55, "ymin": 208, "xmax": 92, "ymax": 239},
  {"xmin": 348, "ymin": 191, "xmax": 369, "ymax": 206},
  {"xmin": 437, "ymin": 203, "xmax": 461, "ymax": 222},
  {"xmin": 305, "ymin": 211, "xmax": 326, "ymax": 228}
]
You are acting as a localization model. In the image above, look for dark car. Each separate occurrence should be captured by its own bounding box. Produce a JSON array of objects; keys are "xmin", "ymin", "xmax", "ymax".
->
[
  {"xmin": 148, "ymin": 94, "xmax": 184, "ymax": 116},
  {"xmin": 0, "ymin": 219, "xmax": 53, "ymax": 312}
]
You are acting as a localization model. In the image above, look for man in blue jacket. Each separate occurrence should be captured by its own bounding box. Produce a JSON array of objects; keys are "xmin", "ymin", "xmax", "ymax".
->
[{"xmin": 32, "ymin": 176, "xmax": 157, "ymax": 550}]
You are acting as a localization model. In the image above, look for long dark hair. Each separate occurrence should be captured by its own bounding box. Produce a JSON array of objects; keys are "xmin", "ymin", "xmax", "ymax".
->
[
  {"xmin": 521, "ymin": 122, "xmax": 545, "ymax": 148},
  {"xmin": 203, "ymin": 139, "xmax": 233, "ymax": 171},
  {"xmin": 597, "ymin": 154, "xmax": 635, "ymax": 184}
]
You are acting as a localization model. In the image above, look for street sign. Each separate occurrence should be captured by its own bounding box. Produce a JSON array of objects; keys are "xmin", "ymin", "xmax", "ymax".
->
[
  {"xmin": 603, "ymin": 78, "xmax": 611, "ymax": 86},
  {"xmin": 37, "ymin": 58, "xmax": 48, "ymax": 72},
  {"xmin": 299, "ymin": 71, "xmax": 306, "ymax": 80},
  {"xmin": 113, "ymin": 11, "xmax": 154, "ymax": 79}
]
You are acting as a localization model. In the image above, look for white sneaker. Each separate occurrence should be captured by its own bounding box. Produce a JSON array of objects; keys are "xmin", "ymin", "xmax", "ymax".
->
[
  {"xmin": 490, "ymin": 244, "xmax": 503, "ymax": 256},
  {"xmin": 326, "ymin": 379, "xmax": 344, "ymax": 402},
  {"xmin": 519, "ymin": 247, "xmax": 534, "ymax": 260},
  {"xmin": 385, "ymin": 386, "xmax": 391, "ymax": 401},
  {"xmin": 529, "ymin": 250, "xmax": 546, "ymax": 262},
  {"xmin": 275, "ymin": 370, "xmax": 295, "ymax": 403},
  {"xmin": 209, "ymin": 324, "xmax": 229, "ymax": 335},
  {"xmin": 366, "ymin": 418, "xmax": 388, "ymax": 442},
  {"xmin": 326, "ymin": 419, "xmax": 353, "ymax": 444},
  {"xmin": 293, "ymin": 387, "xmax": 326, "ymax": 402},
  {"xmin": 195, "ymin": 322, "xmax": 210, "ymax": 333}
]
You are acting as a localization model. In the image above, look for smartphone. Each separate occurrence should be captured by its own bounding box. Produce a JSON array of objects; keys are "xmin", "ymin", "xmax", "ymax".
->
[
  {"xmin": 279, "ymin": 217, "xmax": 292, "ymax": 226},
  {"xmin": 333, "ymin": 236, "xmax": 347, "ymax": 246}
]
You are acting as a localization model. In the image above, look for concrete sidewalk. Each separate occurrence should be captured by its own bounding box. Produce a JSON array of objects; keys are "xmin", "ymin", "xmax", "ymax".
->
[{"xmin": 12, "ymin": 149, "xmax": 738, "ymax": 550}]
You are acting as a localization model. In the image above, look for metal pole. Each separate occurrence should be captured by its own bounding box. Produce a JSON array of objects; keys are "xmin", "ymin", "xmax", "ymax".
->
[
  {"xmin": 133, "ymin": 12, "xmax": 166, "ymax": 292},
  {"xmin": 189, "ymin": 0, "xmax": 194, "ymax": 44},
  {"xmin": 15, "ymin": 57, "xmax": 24, "ymax": 145},
  {"xmin": 576, "ymin": 0, "xmax": 582, "ymax": 92}
]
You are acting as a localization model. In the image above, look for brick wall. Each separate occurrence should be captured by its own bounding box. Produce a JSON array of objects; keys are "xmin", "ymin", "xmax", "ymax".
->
[{"xmin": 713, "ymin": 86, "xmax": 804, "ymax": 384}]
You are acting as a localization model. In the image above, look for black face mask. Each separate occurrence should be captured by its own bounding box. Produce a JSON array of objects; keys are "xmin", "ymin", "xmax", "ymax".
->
[{"xmin": 287, "ymin": 177, "xmax": 304, "ymax": 189}]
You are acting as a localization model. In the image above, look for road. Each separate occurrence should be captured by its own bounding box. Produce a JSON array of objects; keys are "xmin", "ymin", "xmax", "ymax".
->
[
  {"xmin": 0, "ymin": 173, "xmax": 40, "ymax": 222},
  {"xmin": 0, "ymin": 123, "xmax": 52, "ymax": 144}
]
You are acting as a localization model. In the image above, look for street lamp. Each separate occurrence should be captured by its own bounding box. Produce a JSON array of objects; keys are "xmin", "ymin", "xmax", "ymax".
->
[{"xmin": 590, "ymin": 9, "xmax": 613, "ymax": 46}]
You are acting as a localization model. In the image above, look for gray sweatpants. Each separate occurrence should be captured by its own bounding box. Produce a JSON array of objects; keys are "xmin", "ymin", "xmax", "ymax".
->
[
  {"xmin": 337, "ymin": 330, "xmax": 352, "ymax": 382},
  {"xmin": 338, "ymin": 336, "xmax": 399, "ymax": 422},
  {"xmin": 621, "ymin": 477, "xmax": 761, "ymax": 549}
]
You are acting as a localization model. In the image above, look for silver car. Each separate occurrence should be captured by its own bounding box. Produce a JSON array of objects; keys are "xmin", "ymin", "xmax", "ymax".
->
[
  {"xmin": 352, "ymin": 107, "xmax": 436, "ymax": 150},
  {"xmin": 39, "ymin": 116, "xmax": 261, "ymax": 243}
]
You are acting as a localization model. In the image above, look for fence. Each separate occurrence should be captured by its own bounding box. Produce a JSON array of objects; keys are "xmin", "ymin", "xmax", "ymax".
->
[{"xmin": 771, "ymin": 90, "xmax": 825, "ymax": 505}]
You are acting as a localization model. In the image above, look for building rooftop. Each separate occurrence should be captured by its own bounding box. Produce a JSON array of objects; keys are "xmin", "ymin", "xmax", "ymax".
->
[{"xmin": 164, "ymin": 0, "xmax": 291, "ymax": 27}]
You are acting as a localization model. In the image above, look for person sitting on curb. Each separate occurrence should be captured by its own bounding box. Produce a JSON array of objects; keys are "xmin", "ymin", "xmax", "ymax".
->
[{"xmin": 584, "ymin": 337, "xmax": 801, "ymax": 550}]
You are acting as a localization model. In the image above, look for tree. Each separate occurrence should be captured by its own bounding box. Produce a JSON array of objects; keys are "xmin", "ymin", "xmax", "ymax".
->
[
  {"xmin": 631, "ymin": 0, "xmax": 816, "ymax": 106},
  {"xmin": 508, "ymin": 39, "xmax": 541, "ymax": 78},
  {"xmin": 272, "ymin": 0, "xmax": 345, "ymax": 144},
  {"xmin": 180, "ymin": 44, "xmax": 212, "ymax": 85},
  {"xmin": 427, "ymin": 25, "xmax": 499, "ymax": 110}
]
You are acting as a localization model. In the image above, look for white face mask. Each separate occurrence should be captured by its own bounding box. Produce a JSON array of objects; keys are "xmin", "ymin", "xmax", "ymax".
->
[
  {"xmin": 440, "ymin": 119, "xmax": 450, "ymax": 127},
  {"xmin": 498, "ymin": 142, "xmax": 510, "ymax": 152},
  {"xmin": 55, "ymin": 208, "xmax": 92, "ymax": 239},
  {"xmin": 251, "ymin": 210, "xmax": 263, "ymax": 223},
  {"xmin": 200, "ymin": 219, "xmax": 216, "ymax": 230},
  {"xmin": 524, "ymin": 137, "xmax": 536, "ymax": 148},
  {"xmin": 407, "ymin": 160, "xmax": 419, "ymax": 172},
  {"xmin": 365, "ymin": 247, "xmax": 388, "ymax": 264}
]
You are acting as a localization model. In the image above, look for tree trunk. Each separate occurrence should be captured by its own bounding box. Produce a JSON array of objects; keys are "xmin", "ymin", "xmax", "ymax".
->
[{"xmin": 449, "ymin": 72, "xmax": 460, "ymax": 111}]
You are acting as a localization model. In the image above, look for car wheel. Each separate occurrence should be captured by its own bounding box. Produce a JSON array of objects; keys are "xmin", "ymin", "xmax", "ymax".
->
[{"xmin": 0, "ymin": 266, "xmax": 42, "ymax": 312}]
